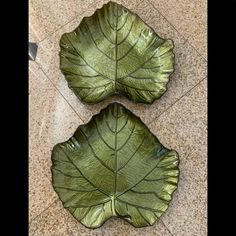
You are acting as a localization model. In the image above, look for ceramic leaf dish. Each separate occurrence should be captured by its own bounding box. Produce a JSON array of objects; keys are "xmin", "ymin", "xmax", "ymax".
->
[
  {"xmin": 60, "ymin": 1, "xmax": 175, "ymax": 104},
  {"xmin": 51, "ymin": 103, "xmax": 179, "ymax": 228}
]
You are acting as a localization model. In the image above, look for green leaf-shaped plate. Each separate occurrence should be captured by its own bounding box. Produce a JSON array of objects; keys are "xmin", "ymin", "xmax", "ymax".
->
[
  {"xmin": 60, "ymin": 1, "xmax": 175, "ymax": 104},
  {"xmin": 51, "ymin": 103, "xmax": 179, "ymax": 228}
]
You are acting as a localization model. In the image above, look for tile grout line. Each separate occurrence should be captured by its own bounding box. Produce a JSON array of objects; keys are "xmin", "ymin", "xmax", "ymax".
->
[
  {"xmin": 147, "ymin": 0, "xmax": 207, "ymax": 63},
  {"xmin": 29, "ymin": 199, "xmax": 59, "ymax": 226},
  {"xmin": 148, "ymin": 77, "xmax": 207, "ymax": 125},
  {"xmin": 37, "ymin": 15, "xmax": 78, "ymax": 44},
  {"xmin": 37, "ymin": 0, "xmax": 102, "ymax": 44},
  {"xmin": 37, "ymin": 0, "xmax": 207, "ymax": 63},
  {"xmin": 35, "ymin": 61, "xmax": 85, "ymax": 123},
  {"xmin": 32, "ymin": 0, "xmax": 207, "ymax": 131},
  {"xmin": 31, "ymin": 1, "xmax": 206, "ymax": 233},
  {"xmin": 34, "ymin": 0, "xmax": 207, "ymax": 62},
  {"xmin": 160, "ymin": 219, "xmax": 174, "ymax": 236},
  {"xmin": 34, "ymin": 0, "xmax": 207, "ymax": 123},
  {"xmin": 29, "ymin": 2, "xmax": 207, "ymax": 233}
]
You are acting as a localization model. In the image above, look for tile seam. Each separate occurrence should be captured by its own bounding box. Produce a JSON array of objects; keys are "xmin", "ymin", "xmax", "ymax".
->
[
  {"xmin": 34, "ymin": 61, "xmax": 85, "ymax": 123},
  {"xmin": 33, "ymin": 0, "xmax": 207, "ymax": 126},
  {"xmin": 36, "ymin": 0, "xmax": 102, "ymax": 44},
  {"xmin": 160, "ymin": 219, "xmax": 174, "ymax": 236},
  {"xmin": 29, "ymin": 2, "xmax": 206, "ymax": 233},
  {"xmin": 148, "ymin": 77, "xmax": 207, "ymax": 125},
  {"xmin": 146, "ymin": 0, "xmax": 207, "ymax": 63},
  {"xmin": 37, "ymin": 15, "xmax": 78, "ymax": 44},
  {"xmin": 33, "ymin": 0, "xmax": 207, "ymax": 61},
  {"xmin": 29, "ymin": 199, "xmax": 59, "ymax": 226}
]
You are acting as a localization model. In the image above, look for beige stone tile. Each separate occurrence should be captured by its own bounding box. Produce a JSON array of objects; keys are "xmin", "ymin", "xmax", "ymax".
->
[
  {"xmin": 29, "ymin": 62, "xmax": 57, "ymax": 221},
  {"xmin": 29, "ymin": 61, "xmax": 83, "ymax": 221},
  {"xmin": 29, "ymin": 1, "xmax": 207, "ymax": 234},
  {"xmin": 35, "ymin": 0, "xmax": 206, "ymax": 125},
  {"xmin": 29, "ymin": 23, "xmax": 40, "ymax": 43},
  {"xmin": 148, "ymin": 79, "xmax": 207, "ymax": 235},
  {"xmin": 29, "ymin": 156, "xmax": 58, "ymax": 223},
  {"xmin": 29, "ymin": 0, "xmax": 78, "ymax": 42},
  {"xmin": 67, "ymin": 216, "xmax": 172, "ymax": 236},
  {"xmin": 45, "ymin": 204, "xmax": 172, "ymax": 236},
  {"xmin": 29, "ymin": 200, "xmax": 71, "ymax": 236},
  {"xmin": 29, "ymin": 0, "xmax": 138, "ymax": 42},
  {"xmin": 29, "ymin": 200, "xmax": 172, "ymax": 236},
  {"xmin": 34, "ymin": 0, "xmax": 138, "ymax": 82},
  {"xmin": 29, "ymin": 62, "xmax": 82, "ymax": 180},
  {"xmin": 148, "ymin": 0, "xmax": 207, "ymax": 59},
  {"xmin": 29, "ymin": 59, "xmax": 175, "ymax": 236},
  {"xmin": 29, "ymin": 64, "xmax": 207, "ymax": 234}
]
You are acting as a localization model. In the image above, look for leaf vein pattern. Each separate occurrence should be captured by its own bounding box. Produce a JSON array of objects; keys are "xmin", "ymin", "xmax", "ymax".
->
[
  {"xmin": 116, "ymin": 81, "xmax": 158, "ymax": 92},
  {"xmin": 117, "ymin": 137, "xmax": 146, "ymax": 172},
  {"xmin": 80, "ymin": 207, "xmax": 91, "ymax": 221},
  {"xmin": 113, "ymin": 101, "xmax": 119, "ymax": 196},
  {"xmin": 106, "ymin": 18, "xmax": 116, "ymax": 30},
  {"xmin": 136, "ymin": 90, "xmax": 149, "ymax": 100},
  {"xmin": 65, "ymin": 192, "xmax": 80, "ymax": 205},
  {"xmin": 85, "ymin": 21, "xmax": 115, "ymax": 61},
  {"xmin": 117, "ymin": 51, "xmax": 158, "ymax": 80},
  {"xmin": 117, "ymin": 21, "xmax": 134, "ymax": 45},
  {"xmin": 105, "ymin": 118, "xmax": 115, "ymax": 133},
  {"xmin": 117, "ymin": 31, "xmax": 142, "ymax": 61},
  {"xmin": 55, "ymin": 187, "xmax": 98, "ymax": 193},
  {"xmin": 117, "ymin": 156, "xmax": 162, "ymax": 197},
  {"xmin": 53, "ymin": 158, "xmax": 73, "ymax": 164},
  {"xmin": 59, "ymin": 147, "xmax": 110, "ymax": 197},
  {"xmin": 94, "ymin": 119, "xmax": 115, "ymax": 150},
  {"xmin": 117, "ymin": 15, "xmax": 129, "ymax": 31},
  {"xmin": 137, "ymin": 208, "xmax": 150, "ymax": 225},
  {"xmin": 71, "ymin": 82, "xmax": 112, "ymax": 89},
  {"xmin": 62, "ymin": 55, "xmax": 88, "ymax": 67},
  {"xmin": 130, "ymin": 190, "xmax": 168, "ymax": 203},
  {"xmin": 112, "ymin": 10, "xmax": 123, "ymax": 18},
  {"xmin": 71, "ymin": 200, "xmax": 110, "ymax": 208},
  {"xmin": 142, "ymin": 65, "xmax": 161, "ymax": 69},
  {"xmin": 80, "ymin": 88, "xmax": 96, "ymax": 100},
  {"xmin": 116, "ymin": 199, "xmax": 162, "ymax": 212},
  {"xmin": 96, "ymin": 12, "xmax": 115, "ymax": 44},
  {"xmin": 144, "ymin": 177, "xmax": 173, "ymax": 182},
  {"xmin": 53, "ymin": 168, "xmax": 83, "ymax": 179},
  {"xmin": 65, "ymin": 34, "xmax": 111, "ymax": 80},
  {"xmin": 62, "ymin": 70, "xmax": 99, "ymax": 77},
  {"xmin": 117, "ymin": 124, "xmax": 135, "ymax": 151},
  {"xmin": 117, "ymin": 115, "xmax": 129, "ymax": 133},
  {"xmin": 79, "ymin": 129, "xmax": 114, "ymax": 172},
  {"xmin": 129, "ymin": 75, "xmax": 156, "ymax": 82}
]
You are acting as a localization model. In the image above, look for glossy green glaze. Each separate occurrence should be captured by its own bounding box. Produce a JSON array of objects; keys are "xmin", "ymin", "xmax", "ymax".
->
[
  {"xmin": 51, "ymin": 103, "xmax": 179, "ymax": 228},
  {"xmin": 60, "ymin": 1, "xmax": 175, "ymax": 104}
]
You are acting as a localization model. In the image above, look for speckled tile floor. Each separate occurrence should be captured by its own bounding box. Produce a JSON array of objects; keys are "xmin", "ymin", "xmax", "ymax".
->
[{"xmin": 29, "ymin": 0, "xmax": 207, "ymax": 235}]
